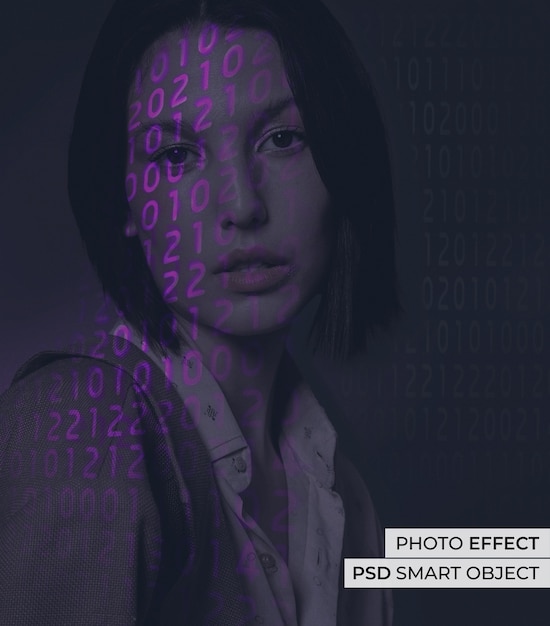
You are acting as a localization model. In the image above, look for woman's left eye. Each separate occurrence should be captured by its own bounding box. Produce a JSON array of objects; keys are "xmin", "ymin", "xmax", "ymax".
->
[{"xmin": 257, "ymin": 129, "xmax": 306, "ymax": 153}]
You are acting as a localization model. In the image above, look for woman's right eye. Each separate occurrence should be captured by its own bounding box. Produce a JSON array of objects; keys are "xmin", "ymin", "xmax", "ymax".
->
[{"xmin": 152, "ymin": 145, "xmax": 190, "ymax": 165}]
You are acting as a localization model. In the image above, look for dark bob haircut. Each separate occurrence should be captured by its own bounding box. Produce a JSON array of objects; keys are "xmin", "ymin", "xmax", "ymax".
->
[{"xmin": 68, "ymin": 0, "xmax": 401, "ymax": 359}]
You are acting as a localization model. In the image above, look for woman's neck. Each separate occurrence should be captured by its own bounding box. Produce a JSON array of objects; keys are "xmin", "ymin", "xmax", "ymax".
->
[{"xmin": 176, "ymin": 317, "xmax": 289, "ymax": 464}]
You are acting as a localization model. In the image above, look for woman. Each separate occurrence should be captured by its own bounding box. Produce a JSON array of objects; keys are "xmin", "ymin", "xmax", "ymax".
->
[{"xmin": 0, "ymin": 0, "xmax": 400, "ymax": 623}]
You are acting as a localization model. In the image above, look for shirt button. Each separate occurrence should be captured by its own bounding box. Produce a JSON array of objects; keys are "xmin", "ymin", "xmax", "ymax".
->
[
  {"xmin": 259, "ymin": 553, "xmax": 277, "ymax": 572},
  {"xmin": 233, "ymin": 456, "xmax": 247, "ymax": 473},
  {"xmin": 313, "ymin": 575, "xmax": 322, "ymax": 586}
]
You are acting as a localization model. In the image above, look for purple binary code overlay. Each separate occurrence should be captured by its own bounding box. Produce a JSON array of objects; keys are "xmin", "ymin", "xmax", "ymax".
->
[
  {"xmin": 122, "ymin": 25, "xmax": 323, "ymax": 621},
  {"xmin": 2, "ymin": 1, "xmax": 549, "ymax": 625},
  {"xmin": 2, "ymin": 21, "xmax": 334, "ymax": 624}
]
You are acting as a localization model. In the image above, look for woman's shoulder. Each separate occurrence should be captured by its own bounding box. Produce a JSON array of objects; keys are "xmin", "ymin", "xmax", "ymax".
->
[{"xmin": 0, "ymin": 338, "xmax": 175, "ymax": 458}]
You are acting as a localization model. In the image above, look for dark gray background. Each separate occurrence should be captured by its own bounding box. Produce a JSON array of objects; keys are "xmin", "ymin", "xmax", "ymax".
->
[{"xmin": 1, "ymin": 1, "xmax": 549, "ymax": 624}]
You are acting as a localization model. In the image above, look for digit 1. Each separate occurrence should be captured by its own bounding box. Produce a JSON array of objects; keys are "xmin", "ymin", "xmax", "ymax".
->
[
  {"xmin": 192, "ymin": 221, "xmax": 202, "ymax": 253},
  {"xmin": 90, "ymin": 407, "xmax": 97, "ymax": 439},
  {"xmin": 67, "ymin": 447, "xmax": 74, "ymax": 478},
  {"xmin": 200, "ymin": 60, "xmax": 210, "ymax": 90},
  {"xmin": 224, "ymin": 84, "xmax": 235, "ymax": 117},
  {"xmin": 172, "ymin": 112, "xmax": 182, "ymax": 142},
  {"xmin": 143, "ymin": 239, "xmax": 152, "ymax": 266},
  {"xmin": 115, "ymin": 366, "xmax": 123, "ymax": 396},
  {"xmin": 170, "ymin": 189, "xmax": 180, "ymax": 221},
  {"xmin": 179, "ymin": 38, "xmax": 188, "ymax": 67},
  {"xmin": 127, "ymin": 136, "xmax": 136, "ymax": 165},
  {"xmin": 109, "ymin": 445, "xmax": 117, "ymax": 478},
  {"xmin": 162, "ymin": 355, "xmax": 173, "ymax": 387},
  {"xmin": 188, "ymin": 306, "xmax": 199, "ymax": 340}
]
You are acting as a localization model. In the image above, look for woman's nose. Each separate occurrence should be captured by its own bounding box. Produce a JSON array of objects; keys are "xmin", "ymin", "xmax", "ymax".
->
[{"xmin": 216, "ymin": 154, "xmax": 268, "ymax": 230}]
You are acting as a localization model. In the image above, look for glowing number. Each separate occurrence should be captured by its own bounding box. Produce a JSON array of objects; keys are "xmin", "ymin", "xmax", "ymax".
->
[
  {"xmin": 107, "ymin": 405, "xmax": 124, "ymax": 437},
  {"xmin": 128, "ymin": 101, "xmax": 142, "ymax": 131},
  {"xmin": 66, "ymin": 410, "xmax": 80, "ymax": 441},
  {"xmin": 44, "ymin": 450, "xmax": 58, "ymax": 478},
  {"xmin": 194, "ymin": 97, "xmax": 212, "ymax": 132},
  {"xmin": 151, "ymin": 51, "xmax": 168, "ymax": 83},
  {"xmin": 163, "ymin": 270, "xmax": 179, "ymax": 302},
  {"xmin": 183, "ymin": 351, "xmax": 203, "ymax": 386},
  {"xmin": 191, "ymin": 178, "xmax": 210, "ymax": 213},
  {"xmin": 187, "ymin": 262, "xmax": 205, "ymax": 298},
  {"xmin": 47, "ymin": 412, "xmax": 61, "ymax": 441},
  {"xmin": 145, "ymin": 125, "xmax": 162, "ymax": 153},
  {"xmin": 249, "ymin": 69, "xmax": 272, "ymax": 103},
  {"xmin": 224, "ymin": 84, "xmax": 235, "ymax": 117},
  {"xmin": 217, "ymin": 166, "xmax": 237, "ymax": 204},
  {"xmin": 219, "ymin": 125, "xmax": 239, "ymax": 161},
  {"xmin": 214, "ymin": 299, "xmax": 233, "ymax": 331},
  {"xmin": 147, "ymin": 88, "xmax": 165, "ymax": 119},
  {"xmin": 192, "ymin": 221, "xmax": 202, "ymax": 254},
  {"xmin": 166, "ymin": 161, "xmax": 184, "ymax": 183},
  {"xmin": 198, "ymin": 24, "xmax": 218, "ymax": 54},
  {"xmin": 163, "ymin": 230, "xmax": 181, "ymax": 265},
  {"xmin": 171, "ymin": 74, "xmax": 189, "ymax": 108},
  {"xmin": 143, "ymin": 162, "xmax": 160, "ymax": 193},
  {"xmin": 83, "ymin": 448, "xmax": 99, "ymax": 479},
  {"xmin": 134, "ymin": 362, "xmax": 151, "ymax": 391},
  {"xmin": 128, "ymin": 445, "xmax": 144, "ymax": 479},
  {"xmin": 188, "ymin": 306, "xmax": 199, "ymax": 340},
  {"xmin": 169, "ymin": 189, "xmax": 180, "ymax": 220},
  {"xmin": 141, "ymin": 200, "xmax": 159, "ymax": 231},
  {"xmin": 88, "ymin": 368, "xmax": 104, "ymax": 399},
  {"xmin": 163, "ymin": 230, "xmax": 181, "ymax": 264},
  {"xmin": 127, "ymin": 136, "xmax": 136, "ymax": 165},
  {"xmin": 91, "ymin": 330, "xmax": 107, "ymax": 358},
  {"xmin": 102, "ymin": 488, "xmax": 119, "ymax": 522},
  {"xmin": 143, "ymin": 240, "xmax": 152, "ymax": 266},
  {"xmin": 113, "ymin": 325, "xmax": 131, "ymax": 356},
  {"xmin": 211, "ymin": 345, "xmax": 232, "ymax": 382},
  {"xmin": 179, "ymin": 37, "xmax": 188, "ymax": 67},
  {"xmin": 200, "ymin": 60, "xmax": 210, "ymax": 90},
  {"xmin": 222, "ymin": 44, "xmax": 243, "ymax": 77},
  {"xmin": 126, "ymin": 173, "xmax": 137, "ymax": 201}
]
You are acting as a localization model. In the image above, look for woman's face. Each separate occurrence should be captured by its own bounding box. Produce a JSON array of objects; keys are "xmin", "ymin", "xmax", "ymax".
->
[{"xmin": 125, "ymin": 24, "xmax": 332, "ymax": 338}]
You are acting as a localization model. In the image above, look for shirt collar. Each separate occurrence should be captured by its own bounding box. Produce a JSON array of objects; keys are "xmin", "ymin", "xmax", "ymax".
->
[{"xmin": 111, "ymin": 323, "xmax": 337, "ymax": 491}]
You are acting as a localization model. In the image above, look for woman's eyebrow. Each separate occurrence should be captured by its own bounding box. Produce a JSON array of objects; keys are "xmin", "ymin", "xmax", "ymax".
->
[
  {"xmin": 251, "ymin": 96, "xmax": 296, "ymax": 130},
  {"xmin": 132, "ymin": 118, "xmax": 197, "ymax": 140},
  {"xmin": 131, "ymin": 97, "xmax": 296, "ymax": 140}
]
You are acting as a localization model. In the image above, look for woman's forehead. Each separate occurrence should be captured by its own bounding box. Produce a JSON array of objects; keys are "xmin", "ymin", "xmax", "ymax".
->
[
  {"xmin": 128, "ymin": 24, "xmax": 296, "ymax": 134},
  {"xmin": 132, "ymin": 25, "xmax": 286, "ymax": 96}
]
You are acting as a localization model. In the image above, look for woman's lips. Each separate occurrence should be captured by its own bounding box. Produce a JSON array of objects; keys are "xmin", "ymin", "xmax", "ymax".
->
[
  {"xmin": 215, "ymin": 246, "xmax": 290, "ymax": 274},
  {"xmin": 220, "ymin": 264, "xmax": 293, "ymax": 293}
]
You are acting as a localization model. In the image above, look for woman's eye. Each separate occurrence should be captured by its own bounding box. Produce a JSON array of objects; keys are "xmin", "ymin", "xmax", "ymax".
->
[
  {"xmin": 154, "ymin": 146, "xmax": 190, "ymax": 165},
  {"xmin": 258, "ymin": 129, "xmax": 306, "ymax": 153}
]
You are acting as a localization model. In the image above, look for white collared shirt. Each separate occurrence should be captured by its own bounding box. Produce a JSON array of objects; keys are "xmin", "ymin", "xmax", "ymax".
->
[{"xmin": 112, "ymin": 327, "xmax": 346, "ymax": 625}]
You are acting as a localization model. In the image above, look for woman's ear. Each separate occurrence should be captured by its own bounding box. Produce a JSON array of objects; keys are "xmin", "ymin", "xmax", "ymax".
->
[{"xmin": 124, "ymin": 216, "xmax": 138, "ymax": 237}]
